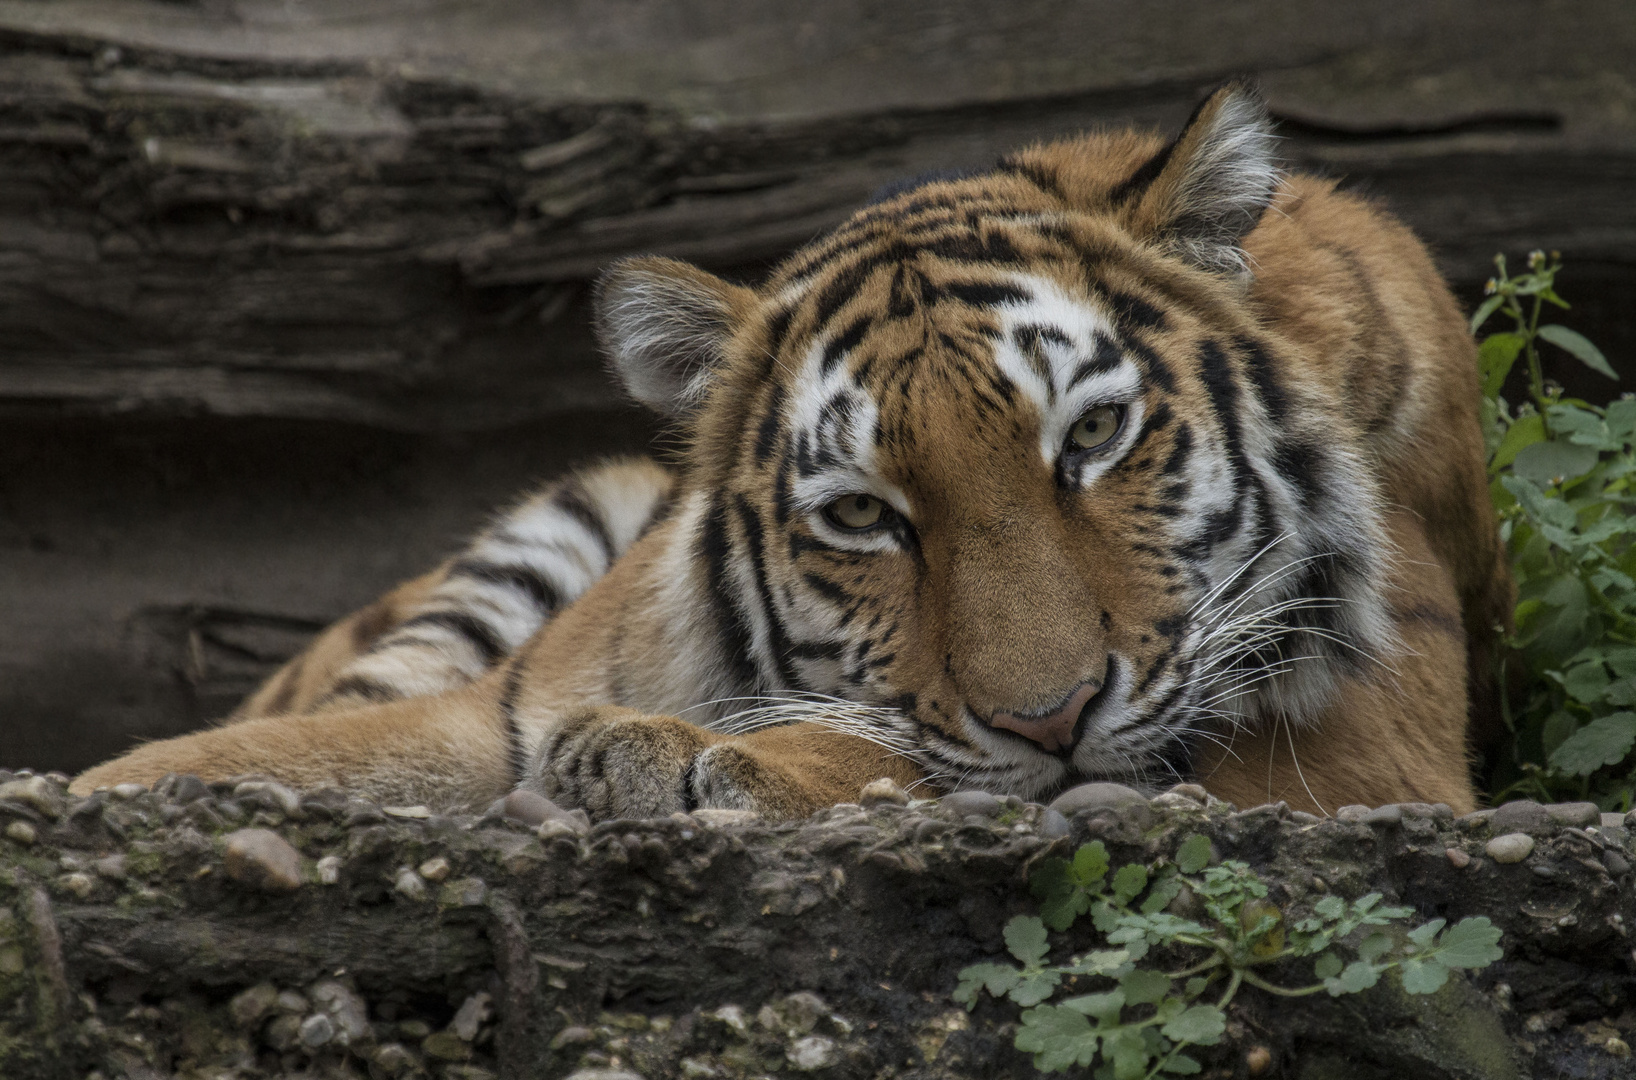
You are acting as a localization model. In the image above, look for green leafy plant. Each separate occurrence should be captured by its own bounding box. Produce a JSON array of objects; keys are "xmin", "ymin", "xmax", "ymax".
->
[
  {"xmin": 1474, "ymin": 251, "xmax": 1636, "ymax": 806},
  {"xmin": 955, "ymin": 837, "xmax": 1502, "ymax": 1078}
]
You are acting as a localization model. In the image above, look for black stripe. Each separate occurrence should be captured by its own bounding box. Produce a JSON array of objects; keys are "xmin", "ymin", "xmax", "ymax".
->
[
  {"xmin": 552, "ymin": 482, "xmax": 616, "ymax": 564},
  {"xmin": 698, "ymin": 495, "xmax": 761, "ymax": 691},
  {"xmin": 1108, "ymin": 137, "xmax": 1179, "ymax": 206},
  {"xmin": 1161, "ymin": 422, "xmax": 1194, "ymax": 475},
  {"xmin": 822, "ymin": 315, "xmax": 872, "ymax": 374},
  {"xmin": 1103, "ymin": 290, "xmax": 1169, "ymax": 331},
  {"xmin": 497, "ymin": 658, "xmax": 528, "ymax": 784},
  {"xmin": 732, "ymin": 494, "xmax": 804, "ymax": 690},
  {"xmin": 940, "ymin": 280, "xmax": 1029, "ymax": 308},
  {"xmin": 753, "ymin": 385, "xmax": 786, "ymax": 465},
  {"xmin": 321, "ymin": 675, "xmax": 399, "ymax": 705},
  {"xmin": 1065, "ymin": 333, "xmax": 1124, "ymax": 391},
  {"xmin": 449, "ymin": 559, "xmax": 560, "ymax": 616},
  {"xmin": 397, "ymin": 611, "xmax": 505, "ymax": 665},
  {"xmin": 1271, "ymin": 439, "xmax": 1323, "ymax": 509},
  {"xmin": 995, "ymin": 156, "xmax": 1063, "ymax": 200},
  {"xmin": 1235, "ymin": 336, "xmax": 1288, "ymax": 423}
]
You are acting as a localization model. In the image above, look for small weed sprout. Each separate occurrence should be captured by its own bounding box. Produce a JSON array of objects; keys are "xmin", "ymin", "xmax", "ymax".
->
[{"xmin": 955, "ymin": 836, "xmax": 1502, "ymax": 1078}]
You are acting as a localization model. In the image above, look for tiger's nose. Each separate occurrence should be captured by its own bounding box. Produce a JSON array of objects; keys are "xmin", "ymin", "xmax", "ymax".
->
[{"xmin": 989, "ymin": 680, "xmax": 1101, "ymax": 753}]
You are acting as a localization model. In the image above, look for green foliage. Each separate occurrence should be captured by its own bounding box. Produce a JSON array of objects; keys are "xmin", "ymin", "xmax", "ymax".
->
[
  {"xmin": 1474, "ymin": 252, "xmax": 1636, "ymax": 807},
  {"xmin": 958, "ymin": 836, "xmax": 1502, "ymax": 1077}
]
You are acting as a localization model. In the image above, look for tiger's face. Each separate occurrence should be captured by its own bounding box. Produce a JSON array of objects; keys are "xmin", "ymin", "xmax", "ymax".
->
[{"xmin": 597, "ymin": 86, "xmax": 1393, "ymax": 800}]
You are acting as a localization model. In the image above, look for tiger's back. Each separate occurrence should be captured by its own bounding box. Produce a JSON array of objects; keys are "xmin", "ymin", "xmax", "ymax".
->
[{"xmin": 77, "ymin": 86, "xmax": 1507, "ymax": 818}]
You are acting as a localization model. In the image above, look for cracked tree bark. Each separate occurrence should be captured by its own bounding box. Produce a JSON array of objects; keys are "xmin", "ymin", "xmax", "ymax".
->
[{"xmin": 3, "ymin": 774, "xmax": 1635, "ymax": 1080}]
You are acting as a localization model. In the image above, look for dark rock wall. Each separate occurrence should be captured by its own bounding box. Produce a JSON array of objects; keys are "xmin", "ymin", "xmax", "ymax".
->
[{"xmin": 1, "ymin": 0, "xmax": 1633, "ymax": 771}]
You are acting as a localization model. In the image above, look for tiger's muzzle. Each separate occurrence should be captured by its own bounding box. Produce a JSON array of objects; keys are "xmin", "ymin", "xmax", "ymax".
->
[{"xmin": 988, "ymin": 677, "xmax": 1103, "ymax": 753}]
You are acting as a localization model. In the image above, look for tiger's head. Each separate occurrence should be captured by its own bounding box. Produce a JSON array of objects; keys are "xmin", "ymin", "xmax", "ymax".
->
[{"xmin": 593, "ymin": 85, "xmax": 1393, "ymax": 800}]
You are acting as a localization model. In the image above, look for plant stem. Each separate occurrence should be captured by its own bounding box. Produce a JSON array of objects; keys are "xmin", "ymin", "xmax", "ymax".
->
[
  {"xmin": 1216, "ymin": 968, "xmax": 1244, "ymax": 1010},
  {"xmin": 1166, "ymin": 956, "xmax": 1225, "ymax": 979},
  {"xmin": 1239, "ymin": 969, "xmax": 1331, "ymax": 997}
]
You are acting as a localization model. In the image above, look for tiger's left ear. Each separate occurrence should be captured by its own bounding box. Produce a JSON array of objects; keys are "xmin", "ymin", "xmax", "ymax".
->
[
  {"xmin": 1113, "ymin": 82, "xmax": 1279, "ymax": 277},
  {"xmin": 594, "ymin": 256, "xmax": 758, "ymax": 417}
]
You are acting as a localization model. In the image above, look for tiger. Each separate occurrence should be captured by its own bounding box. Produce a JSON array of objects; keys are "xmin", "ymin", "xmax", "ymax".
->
[{"xmin": 74, "ymin": 84, "xmax": 1511, "ymax": 819}]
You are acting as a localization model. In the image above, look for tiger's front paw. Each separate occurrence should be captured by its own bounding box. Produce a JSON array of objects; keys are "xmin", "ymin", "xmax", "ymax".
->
[{"xmin": 527, "ymin": 707, "xmax": 771, "ymax": 819}]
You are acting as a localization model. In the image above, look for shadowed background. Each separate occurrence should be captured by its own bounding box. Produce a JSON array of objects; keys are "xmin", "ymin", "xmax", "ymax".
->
[{"xmin": 1, "ymin": 0, "xmax": 1633, "ymax": 772}]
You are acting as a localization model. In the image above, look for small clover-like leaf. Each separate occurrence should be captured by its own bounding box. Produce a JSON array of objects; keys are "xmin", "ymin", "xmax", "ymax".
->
[
  {"xmin": 1435, "ymin": 917, "xmax": 1505, "ymax": 968},
  {"xmin": 1105, "ymin": 1026, "xmax": 1153, "ymax": 1080},
  {"xmin": 1062, "ymin": 989, "xmax": 1127, "ymax": 1022},
  {"xmin": 954, "ymin": 962, "xmax": 1019, "ymax": 1008},
  {"xmin": 1313, "ymin": 895, "xmax": 1346, "ymax": 920},
  {"xmin": 1324, "ymin": 960, "xmax": 1380, "ymax": 997},
  {"xmin": 1074, "ymin": 841, "xmax": 1111, "ymax": 886},
  {"xmin": 1112, "ymin": 863, "xmax": 1149, "ymax": 906},
  {"xmin": 1161, "ymin": 1004, "xmax": 1227, "ymax": 1046},
  {"xmin": 1005, "ymin": 915, "xmax": 1051, "ymax": 967},
  {"xmin": 1184, "ymin": 977, "xmax": 1209, "ymax": 998},
  {"xmin": 1175, "ymin": 833, "xmax": 1213, "ymax": 874},
  {"xmin": 1405, "ymin": 918, "xmax": 1446, "ymax": 950},
  {"xmin": 1313, "ymin": 952, "xmax": 1343, "ymax": 980},
  {"xmin": 1065, "ymin": 948, "xmax": 1134, "ymax": 978},
  {"xmin": 1015, "ymin": 1005, "xmax": 1100, "ymax": 1072},
  {"xmin": 1011, "ymin": 970, "xmax": 1064, "ymax": 1007},
  {"xmin": 1141, "ymin": 870, "xmax": 1185, "ymax": 914},
  {"xmin": 1358, "ymin": 932, "xmax": 1395, "ymax": 962},
  {"xmin": 1400, "ymin": 956, "xmax": 1450, "ymax": 995},
  {"xmin": 1162, "ymin": 1052, "xmax": 1203, "ymax": 1074},
  {"xmin": 1119, "ymin": 969, "xmax": 1171, "ymax": 1006}
]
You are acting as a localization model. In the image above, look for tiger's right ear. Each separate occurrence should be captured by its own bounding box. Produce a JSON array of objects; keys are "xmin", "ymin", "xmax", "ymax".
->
[{"xmin": 594, "ymin": 256, "xmax": 757, "ymax": 417}]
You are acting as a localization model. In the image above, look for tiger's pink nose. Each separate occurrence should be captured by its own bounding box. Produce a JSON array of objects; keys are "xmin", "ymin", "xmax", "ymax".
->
[{"xmin": 989, "ymin": 681, "xmax": 1100, "ymax": 753}]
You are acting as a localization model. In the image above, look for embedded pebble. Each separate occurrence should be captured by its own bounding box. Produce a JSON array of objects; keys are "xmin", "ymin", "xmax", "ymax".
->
[
  {"xmin": 1164, "ymin": 783, "xmax": 1209, "ymax": 803},
  {"xmin": 316, "ymin": 855, "xmax": 342, "ymax": 885},
  {"xmin": 265, "ymin": 1014, "xmax": 302, "ymax": 1050},
  {"xmin": 59, "ymin": 872, "xmax": 94, "ymax": 898},
  {"xmin": 451, "ymin": 991, "xmax": 493, "ymax": 1040},
  {"xmin": 394, "ymin": 866, "xmax": 427, "ymax": 900},
  {"xmin": 4, "ymin": 821, "xmax": 35, "ymax": 845},
  {"xmin": 230, "ymin": 983, "xmax": 279, "ymax": 1028},
  {"xmin": 222, "ymin": 828, "xmax": 304, "ymax": 892},
  {"xmin": 418, "ymin": 856, "xmax": 452, "ymax": 882},
  {"xmin": 372, "ymin": 1044, "xmax": 418, "ymax": 1076},
  {"xmin": 1288, "ymin": 810, "xmax": 1321, "ymax": 825},
  {"xmin": 44, "ymin": 771, "xmax": 70, "ymax": 788},
  {"xmin": 0, "ymin": 776, "xmax": 67, "ymax": 819},
  {"xmin": 564, "ymin": 1071, "xmax": 645, "ymax": 1080},
  {"xmin": 1049, "ymin": 782, "xmax": 1145, "ymax": 816},
  {"xmin": 550, "ymin": 1025, "xmax": 597, "ymax": 1050},
  {"xmin": 1335, "ymin": 804, "xmax": 1370, "ymax": 822},
  {"xmin": 309, "ymin": 979, "xmax": 372, "ymax": 1045},
  {"xmin": 692, "ymin": 808, "xmax": 760, "ymax": 827},
  {"xmin": 859, "ymin": 777, "xmax": 909, "ymax": 807},
  {"xmin": 1246, "ymin": 1045, "xmax": 1274, "ymax": 1076},
  {"xmin": 110, "ymin": 782, "xmax": 149, "ymax": 800},
  {"xmin": 298, "ymin": 1012, "xmax": 334, "ymax": 1048},
  {"xmin": 1603, "ymin": 851, "xmax": 1631, "ymax": 876},
  {"xmin": 235, "ymin": 780, "xmax": 303, "ymax": 819},
  {"xmin": 537, "ymin": 819, "xmax": 585, "ymax": 841},
  {"xmin": 1545, "ymin": 801, "xmax": 1601, "ymax": 828},
  {"xmin": 383, "ymin": 804, "xmax": 432, "ymax": 820},
  {"xmin": 1359, "ymin": 805, "xmax": 1403, "ymax": 827},
  {"xmin": 1486, "ymin": 833, "xmax": 1536, "ymax": 864},
  {"xmin": 1151, "ymin": 792, "xmax": 1204, "ymax": 812},
  {"xmin": 1457, "ymin": 808, "xmax": 1496, "ymax": 831},
  {"xmin": 1491, "ymin": 800, "xmax": 1549, "ymax": 834},
  {"xmin": 421, "ymin": 1030, "xmax": 471, "ymax": 1060},
  {"xmin": 171, "ymin": 775, "xmax": 212, "ymax": 804},
  {"xmin": 787, "ymin": 1034, "xmax": 840, "ymax": 1070},
  {"xmin": 94, "ymin": 854, "xmax": 126, "ymax": 880},
  {"xmin": 1603, "ymin": 813, "xmax": 1626, "ymax": 829},
  {"xmin": 444, "ymin": 878, "xmax": 488, "ymax": 907},
  {"xmin": 1039, "ymin": 807, "xmax": 1070, "ymax": 839},
  {"xmin": 938, "ymin": 790, "xmax": 1001, "ymax": 818},
  {"xmin": 1446, "ymin": 847, "xmax": 1472, "ymax": 868},
  {"xmin": 276, "ymin": 989, "xmax": 309, "ymax": 1014}
]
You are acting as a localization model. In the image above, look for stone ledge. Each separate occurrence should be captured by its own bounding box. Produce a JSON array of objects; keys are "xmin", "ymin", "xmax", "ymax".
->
[{"xmin": 2, "ymin": 770, "xmax": 1634, "ymax": 1079}]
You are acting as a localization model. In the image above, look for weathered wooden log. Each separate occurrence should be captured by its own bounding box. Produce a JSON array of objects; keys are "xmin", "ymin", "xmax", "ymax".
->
[
  {"xmin": 2, "ymin": 770, "xmax": 1634, "ymax": 1079},
  {"xmin": 1, "ymin": 0, "xmax": 1632, "ymax": 431}
]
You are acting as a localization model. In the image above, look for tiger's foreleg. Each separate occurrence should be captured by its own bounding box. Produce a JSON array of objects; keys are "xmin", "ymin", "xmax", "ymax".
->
[
  {"xmin": 69, "ymin": 675, "xmax": 516, "ymax": 812},
  {"xmin": 524, "ymin": 708, "xmax": 927, "ymax": 821}
]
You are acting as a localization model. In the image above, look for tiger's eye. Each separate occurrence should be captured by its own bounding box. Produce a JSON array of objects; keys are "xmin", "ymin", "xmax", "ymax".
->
[
  {"xmin": 825, "ymin": 493, "xmax": 886, "ymax": 530},
  {"xmin": 1068, "ymin": 405, "xmax": 1124, "ymax": 451}
]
